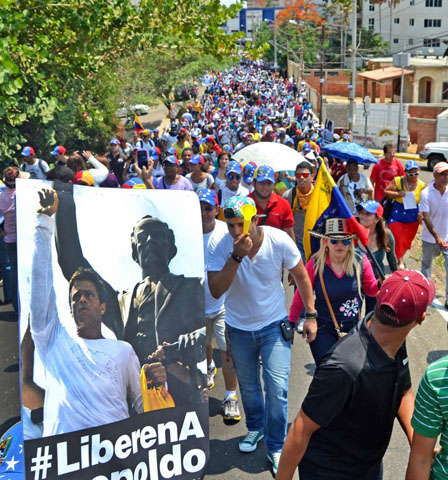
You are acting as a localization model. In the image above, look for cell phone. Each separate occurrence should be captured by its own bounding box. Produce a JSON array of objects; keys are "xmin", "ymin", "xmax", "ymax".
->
[
  {"xmin": 136, "ymin": 149, "xmax": 149, "ymax": 169},
  {"xmin": 280, "ymin": 320, "xmax": 294, "ymax": 342}
]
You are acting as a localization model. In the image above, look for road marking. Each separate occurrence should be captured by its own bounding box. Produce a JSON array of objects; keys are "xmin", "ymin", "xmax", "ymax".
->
[{"xmin": 432, "ymin": 298, "xmax": 448, "ymax": 323}]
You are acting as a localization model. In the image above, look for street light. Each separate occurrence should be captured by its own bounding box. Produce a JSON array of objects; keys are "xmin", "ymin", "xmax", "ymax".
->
[
  {"xmin": 393, "ymin": 52, "xmax": 410, "ymax": 153},
  {"xmin": 288, "ymin": 19, "xmax": 304, "ymax": 82}
]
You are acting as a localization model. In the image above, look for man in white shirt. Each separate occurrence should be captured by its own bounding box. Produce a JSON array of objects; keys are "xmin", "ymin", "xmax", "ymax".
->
[
  {"xmin": 420, "ymin": 161, "xmax": 448, "ymax": 308},
  {"xmin": 217, "ymin": 161, "xmax": 249, "ymax": 206},
  {"xmin": 20, "ymin": 146, "xmax": 50, "ymax": 180},
  {"xmin": 29, "ymin": 189, "xmax": 142, "ymax": 437},
  {"xmin": 197, "ymin": 188, "xmax": 240, "ymax": 423},
  {"xmin": 207, "ymin": 195, "xmax": 316, "ymax": 475}
]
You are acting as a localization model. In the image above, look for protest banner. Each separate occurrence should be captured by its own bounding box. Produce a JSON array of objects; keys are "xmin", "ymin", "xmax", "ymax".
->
[{"xmin": 16, "ymin": 180, "xmax": 208, "ymax": 479}]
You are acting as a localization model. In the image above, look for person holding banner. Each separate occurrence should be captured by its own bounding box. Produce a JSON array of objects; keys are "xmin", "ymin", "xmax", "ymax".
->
[
  {"xmin": 289, "ymin": 218, "xmax": 379, "ymax": 364},
  {"xmin": 30, "ymin": 189, "xmax": 143, "ymax": 437},
  {"xmin": 207, "ymin": 196, "xmax": 316, "ymax": 475}
]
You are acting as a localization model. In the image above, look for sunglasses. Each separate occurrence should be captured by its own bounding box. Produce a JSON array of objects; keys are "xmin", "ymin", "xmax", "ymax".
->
[
  {"xmin": 406, "ymin": 172, "xmax": 419, "ymax": 177},
  {"xmin": 201, "ymin": 205, "xmax": 215, "ymax": 212},
  {"xmin": 330, "ymin": 238, "xmax": 352, "ymax": 246},
  {"xmin": 227, "ymin": 174, "xmax": 241, "ymax": 180},
  {"xmin": 296, "ymin": 173, "xmax": 311, "ymax": 179}
]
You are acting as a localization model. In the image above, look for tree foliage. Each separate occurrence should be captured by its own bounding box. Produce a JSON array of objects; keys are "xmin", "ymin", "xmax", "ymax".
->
[{"xmin": 0, "ymin": 0, "xmax": 242, "ymax": 165}]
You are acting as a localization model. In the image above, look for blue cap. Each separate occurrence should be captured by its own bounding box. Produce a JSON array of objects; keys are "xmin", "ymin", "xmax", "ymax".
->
[
  {"xmin": 110, "ymin": 138, "xmax": 120, "ymax": 145},
  {"xmin": 343, "ymin": 134, "xmax": 349, "ymax": 140},
  {"xmin": 197, "ymin": 188, "xmax": 219, "ymax": 206},
  {"xmin": 243, "ymin": 162, "xmax": 257, "ymax": 183},
  {"xmin": 405, "ymin": 160, "xmax": 419, "ymax": 171},
  {"xmin": 148, "ymin": 147, "xmax": 159, "ymax": 160},
  {"xmin": 163, "ymin": 155, "xmax": 179, "ymax": 166},
  {"xmin": 21, "ymin": 146, "xmax": 34, "ymax": 156},
  {"xmin": 167, "ymin": 146, "xmax": 178, "ymax": 157},
  {"xmin": 356, "ymin": 200, "xmax": 383, "ymax": 216},
  {"xmin": 223, "ymin": 144, "xmax": 233, "ymax": 153},
  {"xmin": 189, "ymin": 154, "xmax": 204, "ymax": 165},
  {"xmin": 302, "ymin": 142, "xmax": 312, "ymax": 152},
  {"xmin": 122, "ymin": 177, "xmax": 146, "ymax": 189},
  {"xmin": 51, "ymin": 145, "xmax": 66, "ymax": 156},
  {"xmin": 225, "ymin": 160, "xmax": 242, "ymax": 177},
  {"xmin": 255, "ymin": 165, "xmax": 275, "ymax": 183}
]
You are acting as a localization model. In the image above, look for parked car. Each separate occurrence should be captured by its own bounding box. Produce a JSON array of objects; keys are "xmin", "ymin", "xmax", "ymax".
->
[
  {"xmin": 115, "ymin": 103, "xmax": 150, "ymax": 118},
  {"xmin": 419, "ymin": 142, "xmax": 448, "ymax": 171}
]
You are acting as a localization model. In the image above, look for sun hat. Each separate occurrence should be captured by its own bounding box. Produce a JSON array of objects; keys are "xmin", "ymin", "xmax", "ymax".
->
[{"xmin": 309, "ymin": 218, "xmax": 357, "ymax": 240}]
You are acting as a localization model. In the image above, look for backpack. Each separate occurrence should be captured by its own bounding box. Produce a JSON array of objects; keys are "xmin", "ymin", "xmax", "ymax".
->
[{"xmin": 21, "ymin": 159, "xmax": 46, "ymax": 177}]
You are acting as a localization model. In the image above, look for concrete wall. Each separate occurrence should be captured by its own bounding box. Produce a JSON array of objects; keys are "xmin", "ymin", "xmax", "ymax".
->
[{"xmin": 408, "ymin": 105, "xmax": 448, "ymax": 148}]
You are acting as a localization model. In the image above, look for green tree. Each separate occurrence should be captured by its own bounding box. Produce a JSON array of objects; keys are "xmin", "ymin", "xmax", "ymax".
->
[{"xmin": 0, "ymin": 0, "xmax": 242, "ymax": 166}]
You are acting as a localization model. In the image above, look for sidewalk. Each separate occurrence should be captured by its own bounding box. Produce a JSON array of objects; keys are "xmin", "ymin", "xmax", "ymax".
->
[{"xmin": 368, "ymin": 149, "xmax": 421, "ymax": 161}]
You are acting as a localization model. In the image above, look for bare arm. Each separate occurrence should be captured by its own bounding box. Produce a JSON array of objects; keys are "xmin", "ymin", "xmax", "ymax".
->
[
  {"xmin": 397, "ymin": 387, "xmax": 415, "ymax": 445},
  {"xmin": 384, "ymin": 178, "xmax": 405, "ymax": 199},
  {"xmin": 276, "ymin": 409, "xmax": 320, "ymax": 480},
  {"xmin": 208, "ymin": 234, "xmax": 253, "ymax": 299},
  {"xmin": 405, "ymin": 432, "xmax": 436, "ymax": 480},
  {"xmin": 423, "ymin": 211, "xmax": 448, "ymax": 248}
]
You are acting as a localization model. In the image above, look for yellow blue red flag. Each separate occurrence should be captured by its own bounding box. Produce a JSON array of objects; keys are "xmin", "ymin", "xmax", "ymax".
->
[
  {"xmin": 303, "ymin": 162, "xmax": 370, "ymax": 261},
  {"xmin": 134, "ymin": 114, "xmax": 144, "ymax": 132}
]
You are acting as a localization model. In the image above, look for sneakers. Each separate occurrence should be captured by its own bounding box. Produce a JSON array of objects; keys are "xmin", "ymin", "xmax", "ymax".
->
[
  {"xmin": 239, "ymin": 430, "xmax": 264, "ymax": 452},
  {"xmin": 222, "ymin": 396, "xmax": 241, "ymax": 422},
  {"xmin": 267, "ymin": 451, "xmax": 281, "ymax": 475},
  {"xmin": 207, "ymin": 365, "xmax": 217, "ymax": 390}
]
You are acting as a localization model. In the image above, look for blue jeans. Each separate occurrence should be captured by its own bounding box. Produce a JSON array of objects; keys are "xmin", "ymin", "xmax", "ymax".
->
[
  {"xmin": 5, "ymin": 242, "xmax": 17, "ymax": 312},
  {"xmin": 421, "ymin": 240, "xmax": 448, "ymax": 301},
  {"xmin": 226, "ymin": 319, "xmax": 291, "ymax": 453},
  {"xmin": 0, "ymin": 237, "xmax": 11, "ymax": 301}
]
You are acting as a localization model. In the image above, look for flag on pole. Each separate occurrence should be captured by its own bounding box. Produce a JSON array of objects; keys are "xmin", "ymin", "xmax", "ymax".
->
[
  {"xmin": 303, "ymin": 162, "xmax": 370, "ymax": 261},
  {"xmin": 134, "ymin": 114, "xmax": 144, "ymax": 132}
]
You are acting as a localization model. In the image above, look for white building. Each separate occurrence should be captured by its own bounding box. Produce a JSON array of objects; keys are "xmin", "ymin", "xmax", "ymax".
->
[{"xmin": 362, "ymin": 0, "xmax": 448, "ymax": 55}]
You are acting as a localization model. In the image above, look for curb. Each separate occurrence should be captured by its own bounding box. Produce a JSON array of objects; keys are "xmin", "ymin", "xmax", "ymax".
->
[{"xmin": 368, "ymin": 149, "xmax": 422, "ymax": 161}]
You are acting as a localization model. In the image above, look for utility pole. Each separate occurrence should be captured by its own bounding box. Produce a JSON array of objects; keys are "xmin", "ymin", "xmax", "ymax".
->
[
  {"xmin": 274, "ymin": 24, "xmax": 278, "ymax": 73},
  {"xmin": 348, "ymin": 0, "xmax": 357, "ymax": 131},
  {"xmin": 319, "ymin": 22, "xmax": 325, "ymax": 124},
  {"xmin": 393, "ymin": 53, "xmax": 410, "ymax": 152}
]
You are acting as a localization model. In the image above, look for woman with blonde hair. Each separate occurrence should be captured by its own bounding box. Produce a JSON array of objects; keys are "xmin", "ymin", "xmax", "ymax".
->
[{"xmin": 289, "ymin": 218, "xmax": 379, "ymax": 363}]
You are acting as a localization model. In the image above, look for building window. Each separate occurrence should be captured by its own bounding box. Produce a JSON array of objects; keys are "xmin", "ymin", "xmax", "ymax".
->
[
  {"xmin": 393, "ymin": 38, "xmax": 399, "ymax": 44},
  {"xmin": 409, "ymin": 18, "xmax": 414, "ymax": 25},
  {"xmin": 426, "ymin": 0, "xmax": 442, "ymax": 5},
  {"xmin": 409, "ymin": 38, "xmax": 414, "ymax": 44},
  {"xmin": 424, "ymin": 38, "xmax": 441, "ymax": 47},
  {"xmin": 410, "ymin": 0, "xmax": 415, "ymax": 4},
  {"xmin": 424, "ymin": 19, "xmax": 431, "ymax": 26},
  {"xmin": 435, "ymin": 19, "xmax": 441, "ymax": 26},
  {"xmin": 368, "ymin": 18, "xmax": 375, "ymax": 30},
  {"xmin": 394, "ymin": 18, "xmax": 400, "ymax": 23},
  {"xmin": 424, "ymin": 19, "xmax": 441, "ymax": 27},
  {"xmin": 443, "ymin": 82, "xmax": 448, "ymax": 100},
  {"xmin": 369, "ymin": 0, "xmax": 375, "ymax": 10}
]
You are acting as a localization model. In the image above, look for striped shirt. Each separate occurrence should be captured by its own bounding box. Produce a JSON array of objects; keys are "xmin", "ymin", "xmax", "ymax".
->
[{"xmin": 412, "ymin": 355, "xmax": 448, "ymax": 480}]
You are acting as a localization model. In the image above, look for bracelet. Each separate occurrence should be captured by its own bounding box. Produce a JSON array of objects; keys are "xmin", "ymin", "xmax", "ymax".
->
[
  {"xmin": 305, "ymin": 311, "xmax": 317, "ymax": 319},
  {"xmin": 231, "ymin": 253, "xmax": 243, "ymax": 264}
]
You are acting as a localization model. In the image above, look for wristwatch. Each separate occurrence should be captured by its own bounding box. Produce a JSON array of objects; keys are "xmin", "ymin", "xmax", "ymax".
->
[
  {"xmin": 305, "ymin": 311, "xmax": 318, "ymax": 319},
  {"xmin": 231, "ymin": 253, "xmax": 243, "ymax": 263}
]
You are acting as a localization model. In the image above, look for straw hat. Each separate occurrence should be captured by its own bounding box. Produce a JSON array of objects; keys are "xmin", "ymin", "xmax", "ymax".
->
[{"xmin": 309, "ymin": 218, "xmax": 357, "ymax": 240}]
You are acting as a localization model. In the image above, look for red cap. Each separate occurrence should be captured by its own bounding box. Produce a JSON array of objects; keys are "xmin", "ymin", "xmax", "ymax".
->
[
  {"xmin": 375, "ymin": 270, "xmax": 435, "ymax": 325},
  {"xmin": 207, "ymin": 136, "xmax": 215, "ymax": 143}
]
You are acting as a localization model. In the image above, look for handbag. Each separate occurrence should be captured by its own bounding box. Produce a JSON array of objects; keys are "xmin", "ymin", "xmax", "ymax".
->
[{"xmin": 380, "ymin": 177, "xmax": 403, "ymax": 221}]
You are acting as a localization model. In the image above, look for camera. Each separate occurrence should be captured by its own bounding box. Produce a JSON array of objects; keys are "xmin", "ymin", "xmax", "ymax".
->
[{"xmin": 162, "ymin": 328, "xmax": 206, "ymax": 367}]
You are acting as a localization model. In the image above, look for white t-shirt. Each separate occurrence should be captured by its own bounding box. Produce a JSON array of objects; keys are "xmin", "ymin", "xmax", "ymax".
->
[
  {"xmin": 208, "ymin": 226, "xmax": 301, "ymax": 330},
  {"xmin": 203, "ymin": 220, "xmax": 227, "ymax": 314},
  {"xmin": 337, "ymin": 172, "xmax": 373, "ymax": 212},
  {"xmin": 420, "ymin": 181, "xmax": 448, "ymax": 243},
  {"xmin": 30, "ymin": 215, "xmax": 142, "ymax": 437},
  {"xmin": 219, "ymin": 184, "xmax": 249, "ymax": 206},
  {"xmin": 21, "ymin": 158, "xmax": 50, "ymax": 180},
  {"xmin": 186, "ymin": 173, "xmax": 215, "ymax": 191},
  {"xmin": 162, "ymin": 133, "xmax": 178, "ymax": 150}
]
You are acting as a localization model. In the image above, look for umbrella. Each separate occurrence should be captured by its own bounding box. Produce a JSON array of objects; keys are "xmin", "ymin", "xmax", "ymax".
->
[
  {"xmin": 232, "ymin": 142, "xmax": 307, "ymax": 172},
  {"xmin": 322, "ymin": 142, "xmax": 379, "ymax": 165}
]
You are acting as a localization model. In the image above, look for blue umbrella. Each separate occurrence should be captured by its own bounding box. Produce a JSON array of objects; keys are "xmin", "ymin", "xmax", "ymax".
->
[{"xmin": 322, "ymin": 142, "xmax": 379, "ymax": 165}]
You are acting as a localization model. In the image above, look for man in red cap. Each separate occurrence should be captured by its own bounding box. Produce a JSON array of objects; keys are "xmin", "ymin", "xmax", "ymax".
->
[
  {"xmin": 20, "ymin": 146, "xmax": 50, "ymax": 180},
  {"xmin": 277, "ymin": 270, "xmax": 435, "ymax": 480}
]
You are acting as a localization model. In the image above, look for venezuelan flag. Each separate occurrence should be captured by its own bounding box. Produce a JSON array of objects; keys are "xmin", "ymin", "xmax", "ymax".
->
[
  {"xmin": 134, "ymin": 114, "xmax": 144, "ymax": 132},
  {"xmin": 303, "ymin": 162, "xmax": 370, "ymax": 261}
]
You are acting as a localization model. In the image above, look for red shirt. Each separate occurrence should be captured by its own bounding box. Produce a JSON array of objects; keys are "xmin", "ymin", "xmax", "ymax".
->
[
  {"xmin": 248, "ymin": 192, "xmax": 294, "ymax": 230},
  {"xmin": 370, "ymin": 158, "xmax": 405, "ymax": 201},
  {"xmin": 330, "ymin": 161, "xmax": 347, "ymax": 183}
]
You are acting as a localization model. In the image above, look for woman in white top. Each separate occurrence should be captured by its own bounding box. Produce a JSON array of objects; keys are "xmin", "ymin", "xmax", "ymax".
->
[{"xmin": 212, "ymin": 151, "xmax": 230, "ymax": 191}]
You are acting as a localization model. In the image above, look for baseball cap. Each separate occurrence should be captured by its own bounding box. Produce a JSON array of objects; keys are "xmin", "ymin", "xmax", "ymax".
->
[
  {"xmin": 197, "ymin": 188, "xmax": 219, "ymax": 206},
  {"xmin": 356, "ymin": 200, "xmax": 384, "ymax": 217},
  {"xmin": 163, "ymin": 155, "xmax": 179, "ymax": 166},
  {"xmin": 51, "ymin": 145, "xmax": 66, "ymax": 156},
  {"xmin": 302, "ymin": 142, "xmax": 312, "ymax": 152},
  {"xmin": 74, "ymin": 170, "xmax": 94, "ymax": 186},
  {"xmin": 21, "ymin": 146, "xmax": 35, "ymax": 156},
  {"xmin": 207, "ymin": 136, "xmax": 215, "ymax": 143},
  {"xmin": 122, "ymin": 177, "xmax": 146, "ymax": 189},
  {"xmin": 343, "ymin": 134, "xmax": 349, "ymax": 140},
  {"xmin": 110, "ymin": 138, "xmax": 120, "ymax": 145},
  {"xmin": 225, "ymin": 160, "xmax": 242, "ymax": 177},
  {"xmin": 148, "ymin": 147, "xmax": 159, "ymax": 160},
  {"xmin": 167, "ymin": 146, "xmax": 178, "ymax": 157},
  {"xmin": 223, "ymin": 195, "xmax": 256, "ymax": 219},
  {"xmin": 189, "ymin": 154, "xmax": 204, "ymax": 165},
  {"xmin": 405, "ymin": 160, "xmax": 419, "ymax": 171},
  {"xmin": 375, "ymin": 270, "xmax": 435, "ymax": 325},
  {"xmin": 142, "ymin": 129, "xmax": 150, "ymax": 136},
  {"xmin": 243, "ymin": 162, "xmax": 257, "ymax": 184},
  {"xmin": 223, "ymin": 144, "xmax": 233, "ymax": 154},
  {"xmin": 255, "ymin": 165, "xmax": 275, "ymax": 183},
  {"xmin": 434, "ymin": 162, "xmax": 448, "ymax": 174}
]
